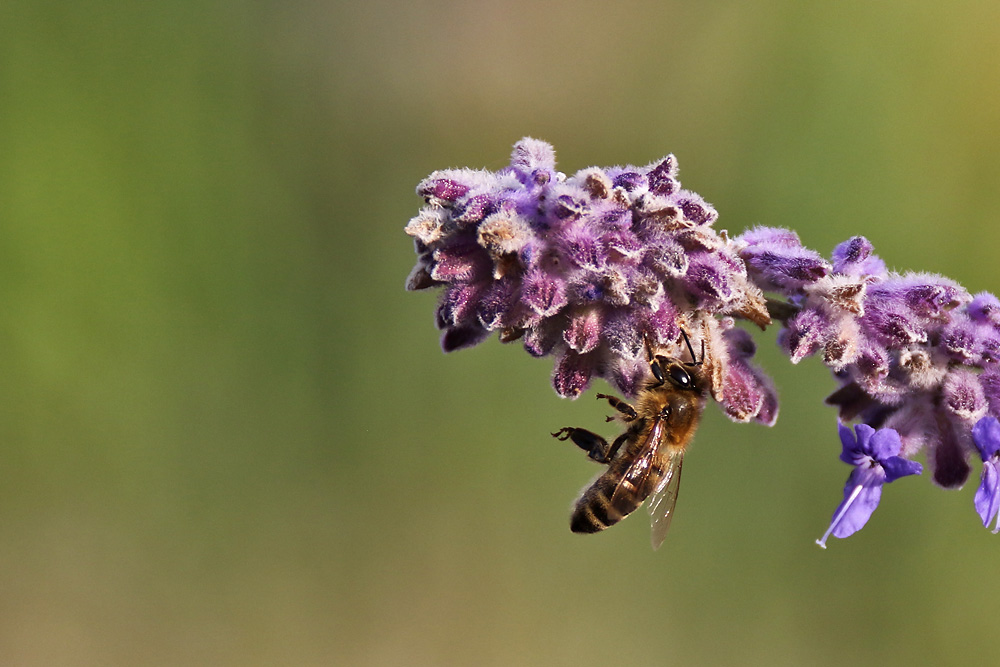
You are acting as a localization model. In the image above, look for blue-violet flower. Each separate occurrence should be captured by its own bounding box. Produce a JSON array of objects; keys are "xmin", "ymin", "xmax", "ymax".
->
[
  {"xmin": 972, "ymin": 416, "xmax": 1000, "ymax": 532},
  {"xmin": 816, "ymin": 423, "xmax": 922, "ymax": 548}
]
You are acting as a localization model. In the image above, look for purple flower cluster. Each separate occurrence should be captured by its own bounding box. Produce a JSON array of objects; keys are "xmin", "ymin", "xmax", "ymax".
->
[
  {"xmin": 738, "ymin": 227, "xmax": 1000, "ymax": 540},
  {"xmin": 405, "ymin": 138, "xmax": 776, "ymax": 424},
  {"xmin": 404, "ymin": 140, "xmax": 1000, "ymax": 546}
]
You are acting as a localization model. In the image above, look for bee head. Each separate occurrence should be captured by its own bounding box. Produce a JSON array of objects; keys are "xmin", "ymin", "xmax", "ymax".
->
[{"xmin": 646, "ymin": 329, "xmax": 705, "ymax": 391}]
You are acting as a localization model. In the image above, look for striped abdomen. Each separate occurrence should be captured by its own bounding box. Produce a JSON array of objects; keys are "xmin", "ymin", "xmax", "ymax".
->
[{"xmin": 570, "ymin": 426, "xmax": 672, "ymax": 534}]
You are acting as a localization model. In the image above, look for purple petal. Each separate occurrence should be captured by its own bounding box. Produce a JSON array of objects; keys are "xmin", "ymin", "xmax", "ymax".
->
[
  {"xmin": 779, "ymin": 309, "xmax": 832, "ymax": 363},
  {"xmin": 831, "ymin": 236, "xmax": 886, "ymax": 278},
  {"xmin": 737, "ymin": 226, "xmax": 802, "ymax": 248},
  {"xmin": 881, "ymin": 455, "xmax": 923, "ymax": 483},
  {"xmin": 430, "ymin": 243, "xmax": 492, "ymax": 283},
  {"xmin": 755, "ymin": 384, "xmax": 780, "ymax": 427},
  {"xmin": 867, "ymin": 427, "xmax": 903, "ymax": 462},
  {"xmin": 980, "ymin": 371, "xmax": 1000, "ymax": 416},
  {"xmin": 563, "ymin": 308, "xmax": 603, "ymax": 353},
  {"xmin": 871, "ymin": 274, "xmax": 968, "ymax": 320},
  {"xmin": 437, "ymin": 283, "xmax": 485, "ymax": 327},
  {"xmin": 828, "ymin": 466, "xmax": 885, "ymax": 541},
  {"xmin": 417, "ymin": 175, "xmax": 472, "ymax": 204},
  {"xmin": 974, "ymin": 460, "xmax": 1000, "ymax": 529},
  {"xmin": 645, "ymin": 300, "xmax": 681, "ymax": 347},
  {"xmin": 941, "ymin": 370, "xmax": 987, "ymax": 422},
  {"xmin": 933, "ymin": 426, "xmax": 972, "ymax": 489},
  {"xmin": 941, "ymin": 315, "xmax": 1000, "ymax": 365},
  {"xmin": 684, "ymin": 256, "xmax": 735, "ymax": 302},
  {"xmin": 452, "ymin": 193, "xmax": 493, "ymax": 225},
  {"xmin": 646, "ymin": 155, "xmax": 678, "ymax": 195},
  {"xmin": 552, "ymin": 351, "xmax": 595, "ymax": 398},
  {"xmin": 510, "ymin": 137, "xmax": 556, "ymax": 173},
  {"xmin": 523, "ymin": 322, "xmax": 561, "ymax": 358},
  {"xmin": 607, "ymin": 356, "xmax": 648, "ymax": 398},
  {"xmin": 611, "ymin": 170, "xmax": 646, "ymax": 192},
  {"xmin": 557, "ymin": 225, "xmax": 607, "ymax": 270},
  {"xmin": 476, "ymin": 278, "xmax": 520, "ymax": 330},
  {"xmin": 830, "ymin": 487, "xmax": 882, "ymax": 539},
  {"xmin": 603, "ymin": 309, "xmax": 644, "ymax": 359},
  {"xmin": 644, "ymin": 238, "xmax": 689, "ymax": 278},
  {"xmin": 441, "ymin": 324, "xmax": 489, "ymax": 352},
  {"xmin": 968, "ymin": 292, "xmax": 1000, "ymax": 325},
  {"xmin": 740, "ymin": 243, "xmax": 829, "ymax": 291},
  {"xmin": 838, "ymin": 422, "xmax": 860, "ymax": 463},
  {"xmin": 676, "ymin": 193, "xmax": 717, "ymax": 225},
  {"xmin": 521, "ymin": 270, "xmax": 568, "ymax": 317},
  {"xmin": 972, "ymin": 416, "xmax": 1000, "ymax": 461},
  {"xmin": 551, "ymin": 193, "xmax": 587, "ymax": 222},
  {"xmin": 861, "ymin": 302, "xmax": 927, "ymax": 348}
]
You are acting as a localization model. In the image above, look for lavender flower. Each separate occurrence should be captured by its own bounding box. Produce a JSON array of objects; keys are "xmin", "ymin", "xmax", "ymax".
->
[
  {"xmin": 736, "ymin": 228, "xmax": 1000, "ymax": 541},
  {"xmin": 972, "ymin": 416, "xmax": 1000, "ymax": 533},
  {"xmin": 815, "ymin": 423, "xmax": 922, "ymax": 548},
  {"xmin": 405, "ymin": 138, "xmax": 777, "ymax": 425},
  {"xmin": 405, "ymin": 141, "xmax": 1000, "ymax": 546}
]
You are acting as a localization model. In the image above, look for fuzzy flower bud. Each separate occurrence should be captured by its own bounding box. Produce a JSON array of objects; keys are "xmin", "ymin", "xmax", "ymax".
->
[
  {"xmin": 740, "ymin": 227, "xmax": 1000, "ymax": 540},
  {"xmin": 405, "ymin": 144, "xmax": 1000, "ymax": 547},
  {"xmin": 405, "ymin": 138, "xmax": 774, "ymax": 423}
]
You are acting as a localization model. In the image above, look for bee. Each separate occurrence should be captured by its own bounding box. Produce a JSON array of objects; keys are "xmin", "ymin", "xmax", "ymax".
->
[{"xmin": 552, "ymin": 332, "xmax": 708, "ymax": 549}]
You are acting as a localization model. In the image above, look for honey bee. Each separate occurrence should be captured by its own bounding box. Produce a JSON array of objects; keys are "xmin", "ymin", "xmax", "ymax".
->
[{"xmin": 552, "ymin": 332, "xmax": 707, "ymax": 549}]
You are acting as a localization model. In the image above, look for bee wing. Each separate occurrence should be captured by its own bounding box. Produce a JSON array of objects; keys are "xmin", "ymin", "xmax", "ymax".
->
[
  {"xmin": 609, "ymin": 417, "xmax": 665, "ymax": 511},
  {"xmin": 647, "ymin": 448, "xmax": 684, "ymax": 550}
]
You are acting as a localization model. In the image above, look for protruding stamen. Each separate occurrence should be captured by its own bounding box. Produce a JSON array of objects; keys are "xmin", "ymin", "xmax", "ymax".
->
[{"xmin": 816, "ymin": 483, "xmax": 865, "ymax": 549}]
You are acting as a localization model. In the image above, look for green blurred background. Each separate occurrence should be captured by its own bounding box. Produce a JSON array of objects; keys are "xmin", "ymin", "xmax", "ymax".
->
[{"xmin": 1, "ymin": 1, "xmax": 998, "ymax": 665}]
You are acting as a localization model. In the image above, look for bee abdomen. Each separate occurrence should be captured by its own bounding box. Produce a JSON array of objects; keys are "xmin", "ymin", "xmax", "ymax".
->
[{"xmin": 570, "ymin": 474, "xmax": 646, "ymax": 534}]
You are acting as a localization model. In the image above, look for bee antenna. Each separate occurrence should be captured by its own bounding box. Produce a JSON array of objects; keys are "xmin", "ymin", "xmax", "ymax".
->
[
  {"xmin": 642, "ymin": 334, "xmax": 667, "ymax": 385},
  {"xmin": 680, "ymin": 330, "xmax": 702, "ymax": 366}
]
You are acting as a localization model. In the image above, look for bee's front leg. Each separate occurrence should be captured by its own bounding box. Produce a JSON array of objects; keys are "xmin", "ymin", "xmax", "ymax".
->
[
  {"xmin": 552, "ymin": 428, "xmax": 629, "ymax": 464},
  {"xmin": 596, "ymin": 393, "xmax": 638, "ymax": 422}
]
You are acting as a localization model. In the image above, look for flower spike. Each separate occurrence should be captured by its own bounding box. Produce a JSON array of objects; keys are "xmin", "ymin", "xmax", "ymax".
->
[
  {"xmin": 404, "ymin": 138, "xmax": 776, "ymax": 422},
  {"xmin": 407, "ymin": 141, "xmax": 1000, "ymax": 547}
]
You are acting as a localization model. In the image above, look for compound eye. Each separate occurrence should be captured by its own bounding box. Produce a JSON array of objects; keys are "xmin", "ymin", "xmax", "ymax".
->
[{"xmin": 668, "ymin": 365, "xmax": 692, "ymax": 389}]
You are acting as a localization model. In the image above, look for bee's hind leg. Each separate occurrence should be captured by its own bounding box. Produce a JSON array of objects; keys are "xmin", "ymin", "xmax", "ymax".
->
[
  {"xmin": 552, "ymin": 428, "xmax": 629, "ymax": 464},
  {"xmin": 595, "ymin": 393, "xmax": 638, "ymax": 422}
]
